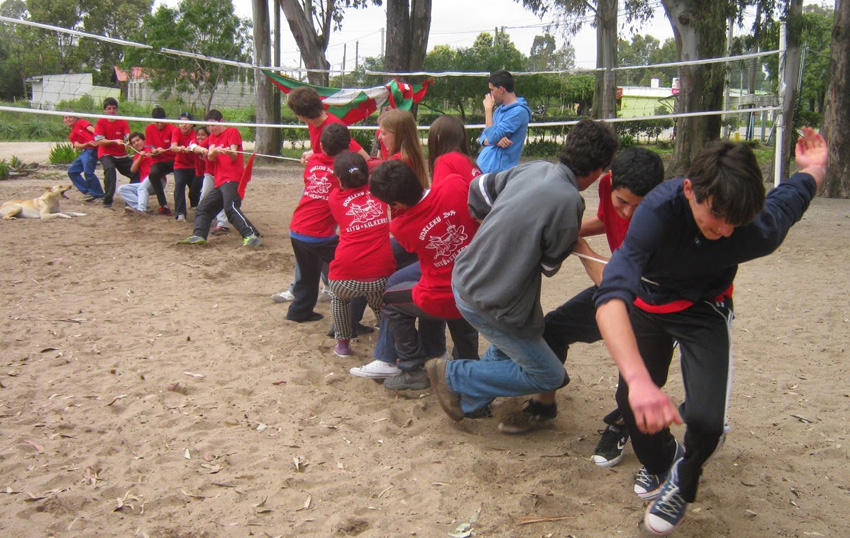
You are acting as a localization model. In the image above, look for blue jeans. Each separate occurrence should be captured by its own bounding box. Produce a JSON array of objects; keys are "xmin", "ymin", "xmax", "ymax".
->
[
  {"xmin": 68, "ymin": 149, "xmax": 103, "ymax": 197},
  {"xmin": 445, "ymin": 287, "xmax": 568, "ymax": 414}
]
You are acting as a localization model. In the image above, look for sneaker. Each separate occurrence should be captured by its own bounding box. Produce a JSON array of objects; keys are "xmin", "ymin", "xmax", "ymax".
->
[
  {"xmin": 286, "ymin": 311, "xmax": 323, "ymax": 323},
  {"xmin": 425, "ymin": 358, "xmax": 464, "ymax": 422},
  {"xmin": 591, "ymin": 423, "xmax": 630, "ymax": 467},
  {"xmin": 384, "ymin": 368, "xmax": 431, "ymax": 390},
  {"xmin": 176, "ymin": 214, "xmax": 186, "ymax": 221},
  {"xmin": 103, "ymin": 202, "xmax": 113, "ymax": 209},
  {"xmin": 157, "ymin": 206, "xmax": 172, "ymax": 216},
  {"xmin": 243, "ymin": 234, "xmax": 262, "ymax": 247},
  {"xmin": 497, "ymin": 399, "xmax": 558, "ymax": 434},
  {"xmin": 645, "ymin": 458, "xmax": 688, "ymax": 535},
  {"xmin": 176, "ymin": 235, "xmax": 207, "ymax": 245},
  {"xmin": 271, "ymin": 290, "xmax": 295, "ymax": 303},
  {"xmin": 318, "ymin": 286, "xmax": 331, "ymax": 303},
  {"xmin": 334, "ymin": 340, "xmax": 353, "ymax": 358},
  {"xmin": 81, "ymin": 193, "xmax": 94, "ymax": 201},
  {"xmin": 350, "ymin": 359, "xmax": 401, "ymax": 379},
  {"xmin": 634, "ymin": 441, "xmax": 684, "ymax": 500},
  {"xmin": 211, "ymin": 225, "xmax": 230, "ymax": 235}
]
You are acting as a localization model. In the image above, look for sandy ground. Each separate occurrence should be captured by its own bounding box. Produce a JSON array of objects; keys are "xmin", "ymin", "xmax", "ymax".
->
[{"xmin": 1, "ymin": 145, "xmax": 849, "ymax": 538}]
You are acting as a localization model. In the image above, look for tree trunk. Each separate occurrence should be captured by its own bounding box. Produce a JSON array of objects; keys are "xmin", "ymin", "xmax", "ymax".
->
[
  {"xmin": 596, "ymin": 0, "xmax": 617, "ymax": 119},
  {"xmin": 253, "ymin": 0, "xmax": 281, "ymax": 158},
  {"xmin": 777, "ymin": 0, "xmax": 803, "ymax": 183},
  {"xmin": 384, "ymin": 0, "xmax": 431, "ymax": 74},
  {"xmin": 663, "ymin": 0, "xmax": 728, "ymax": 176},
  {"xmin": 821, "ymin": 0, "xmax": 850, "ymax": 198},
  {"xmin": 279, "ymin": 0, "xmax": 331, "ymax": 86}
]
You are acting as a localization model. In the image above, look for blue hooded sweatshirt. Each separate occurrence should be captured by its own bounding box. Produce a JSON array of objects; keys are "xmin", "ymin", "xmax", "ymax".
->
[{"xmin": 476, "ymin": 97, "xmax": 532, "ymax": 174}]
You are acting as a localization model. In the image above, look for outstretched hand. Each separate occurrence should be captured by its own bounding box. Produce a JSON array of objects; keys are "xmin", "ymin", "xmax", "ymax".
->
[{"xmin": 795, "ymin": 126, "xmax": 828, "ymax": 188}]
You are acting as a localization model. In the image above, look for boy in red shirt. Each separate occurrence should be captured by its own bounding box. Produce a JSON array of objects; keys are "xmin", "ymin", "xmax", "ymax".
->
[
  {"xmin": 285, "ymin": 123, "xmax": 353, "ymax": 322},
  {"xmin": 286, "ymin": 86, "xmax": 370, "ymax": 164},
  {"xmin": 94, "ymin": 98, "xmax": 137, "ymax": 208},
  {"xmin": 171, "ymin": 112, "xmax": 198, "ymax": 222},
  {"xmin": 145, "ymin": 106, "xmax": 175, "ymax": 216},
  {"xmin": 117, "ymin": 132, "xmax": 158, "ymax": 212},
  {"xmin": 63, "ymin": 114, "xmax": 104, "ymax": 201},
  {"xmin": 361, "ymin": 160, "xmax": 480, "ymax": 391},
  {"xmin": 177, "ymin": 110, "xmax": 260, "ymax": 247},
  {"xmin": 497, "ymin": 148, "xmax": 664, "ymax": 466}
]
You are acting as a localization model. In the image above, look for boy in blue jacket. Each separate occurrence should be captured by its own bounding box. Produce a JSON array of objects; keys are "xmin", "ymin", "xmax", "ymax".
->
[
  {"xmin": 595, "ymin": 127, "xmax": 828, "ymax": 535},
  {"xmin": 476, "ymin": 70, "xmax": 531, "ymax": 174}
]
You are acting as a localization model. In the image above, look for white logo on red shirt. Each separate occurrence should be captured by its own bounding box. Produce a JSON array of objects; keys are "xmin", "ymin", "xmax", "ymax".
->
[
  {"xmin": 346, "ymin": 198, "xmax": 383, "ymax": 224},
  {"xmin": 306, "ymin": 172, "xmax": 333, "ymax": 198},
  {"xmin": 426, "ymin": 222, "xmax": 468, "ymax": 259}
]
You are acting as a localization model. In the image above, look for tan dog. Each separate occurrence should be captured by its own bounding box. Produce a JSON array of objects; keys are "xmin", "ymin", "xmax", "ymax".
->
[{"xmin": 1, "ymin": 185, "xmax": 86, "ymax": 220}]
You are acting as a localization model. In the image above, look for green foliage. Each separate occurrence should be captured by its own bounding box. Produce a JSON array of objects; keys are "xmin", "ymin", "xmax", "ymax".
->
[
  {"xmin": 49, "ymin": 143, "xmax": 79, "ymax": 164},
  {"xmin": 351, "ymin": 128, "xmax": 378, "ymax": 155},
  {"xmin": 618, "ymin": 34, "xmax": 678, "ymax": 86},
  {"xmin": 123, "ymin": 0, "xmax": 252, "ymax": 111},
  {"xmin": 523, "ymin": 138, "xmax": 562, "ymax": 158},
  {"xmin": 618, "ymin": 134, "xmax": 637, "ymax": 149},
  {"xmin": 0, "ymin": 159, "xmax": 8, "ymax": 180}
]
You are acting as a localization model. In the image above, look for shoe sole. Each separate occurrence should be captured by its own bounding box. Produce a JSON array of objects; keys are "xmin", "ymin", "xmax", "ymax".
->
[
  {"xmin": 590, "ymin": 452, "xmax": 625, "ymax": 467},
  {"xmin": 334, "ymin": 351, "xmax": 353, "ymax": 358},
  {"xmin": 349, "ymin": 369, "xmax": 399, "ymax": 379},
  {"xmin": 644, "ymin": 505, "xmax": 684, "ymax": 535},
  {"xmin": 497, "ymin": 417, "xmax": 554, "ymax": 434},
  {"xmin": 425, "ymin": 359, "xmax": 464, "ymax": 422},
  {"xmin": 636, "ymin": 484, "xmax": 664, "ymax": 501}
]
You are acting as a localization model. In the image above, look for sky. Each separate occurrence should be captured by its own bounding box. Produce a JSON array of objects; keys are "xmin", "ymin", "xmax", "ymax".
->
[{"xmin": 164, "ymin": 0, "xmax": 829, "ymax": 75}]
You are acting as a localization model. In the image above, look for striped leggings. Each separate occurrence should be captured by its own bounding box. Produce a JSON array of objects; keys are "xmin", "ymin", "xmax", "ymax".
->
[{"xmin": 328, "ymin": 278, "xmax": 388, "ymax": 340}]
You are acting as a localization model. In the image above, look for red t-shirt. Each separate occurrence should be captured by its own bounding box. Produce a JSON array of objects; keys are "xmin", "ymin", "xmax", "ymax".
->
[
  {"xmin": 390, "ymin": 174, "xmax": 480, "ymax": 318},
  {"xmin": 69, "ymin": 119, "xmax": 95, "ymax": 146},
  {"xmin": 289, "ymin": 153, "xmax": 339, "ymax": 238},
  {"xmin": 433, "ymin": 152, "xmax": 480, "ymax": 188},
  {"xmin": 207, "ymin": 127, "xmax": 243, "ymax": 186},
  {"xmin": 327, "ymin": 184, "xmax": 395, "ymax": 280},
  {"xmin": 133, "ymin": 153, "xmax": 153, "ymax": 182},
  {"xmin": 173, "ymin": 129, "xmax": 198, "ymax": 170},
  {"xmin": 308, "ymin": 113, "xmax": 364, "ymax": 155},
  {"xmin": 144, "ymin": 123, "xmax": 177, "ymax": 164},
  {"xmin": 195, "ymin": 154, "xmax": 206, "ymax": 176},
  {"xmin": 596, "ymin": 172, "xmax": 631, "ymax": 252},
  {"xmin": 94, "ymin": 118, "xmax": 131, "ymax": 158}
]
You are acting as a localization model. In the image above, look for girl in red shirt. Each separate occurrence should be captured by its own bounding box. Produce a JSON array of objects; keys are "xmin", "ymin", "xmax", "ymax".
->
[
  {"xmin": 327, "ymin": 152, "xmax": 396, "ymax": 357},
  {"xmin": 427, "ymin": 115, "xmax": 481, "ymax": 188},
  {"xmin": 378, "ymin": 109, "xmax": 429, "ymax": 188}
]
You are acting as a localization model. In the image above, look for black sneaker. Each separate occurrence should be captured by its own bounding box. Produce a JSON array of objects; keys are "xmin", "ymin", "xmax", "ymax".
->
[
  {"xmin": 591, "ymin": 423, "xmax": 630, "ymax": 467},
  {"xmin": 497, "ymin": 399, "xmax": 557, "ymax": 434},
  {"xmin": 384, "ymin": 368, "xmax": 430, "ymax": 390},
  {"xmin": 634, "ymin": 441, "xmax": 684, "ymax": 500}
]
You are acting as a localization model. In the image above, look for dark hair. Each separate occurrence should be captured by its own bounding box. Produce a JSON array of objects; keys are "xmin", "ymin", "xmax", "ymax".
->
[
  {"xmin": 369, "ymin": 160, "xmax": 424, "ymax": 207},
  {"xmin": 687, "ymin": 141, "xmax": 765, "ymax": 226},
  {"xmin": 129, "ymin": 131, "xmax": 145, "ymax": 142},
  {"xmin": 287, "ymin": 87, "xmax": 324, "ymax": 119},
  {"xmin": 320, "ymin": 123, "xmax": 351, "ymax": 157},
  {"xmin": 196, "ymin": 126, "xmax": 210, "ymax": 136},
  {"xmin": 152, "ymin": 106, "xmax": 167, "ymax": 119},
  {"xmin": 103, "ymin": 97, "xmax": 118, "ymax": 109},
  {"xmin": 557, "ymin": 119, "xmax": 619, "ymax": 177},
  {"xmin": 334, "ymin": 151, "xmax": 369, "ymax": 189},
  {"xmin": 488, "ymin": 69, "xmax": 515, "ymax": 93},
  {"xmin": 204, "ymin": 109, "xmax": 223, "ymax": 122},
  {"xmin": 179, "ymin": 112, "xmax": 193, "ymax": 121},
  {"xmin": 610, "ymin": 147, "xmax": 665, "ymax": 197},
  {"xmin": 427, "ymin": 115, "xmax": 473, "ymax": 175}
]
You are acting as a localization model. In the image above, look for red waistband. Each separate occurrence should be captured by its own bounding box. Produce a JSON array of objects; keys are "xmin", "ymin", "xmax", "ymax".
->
[{"xmin": 634, "ymin": 283, "xmax": 734, "ymax": 314}]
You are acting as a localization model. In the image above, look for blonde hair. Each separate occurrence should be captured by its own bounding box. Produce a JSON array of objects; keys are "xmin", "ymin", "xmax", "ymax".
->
[{"xmin": 379, "ymin": 109, "xmax": 429, "ymax": 188}]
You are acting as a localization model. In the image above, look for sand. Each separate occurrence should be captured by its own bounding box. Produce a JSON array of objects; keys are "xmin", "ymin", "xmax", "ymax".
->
[{"xmin": 0, "ymin": 147, "xmax": 849, "ymax": 538}]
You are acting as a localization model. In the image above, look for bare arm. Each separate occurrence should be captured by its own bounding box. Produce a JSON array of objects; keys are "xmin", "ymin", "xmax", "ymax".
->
[
  {"xmin": 579, "ymin": 215, "xmax": 605, "ymax": 237},
  {"xmin": 572, "ymin": 238, "xmax": 607, "ymax": 286}
]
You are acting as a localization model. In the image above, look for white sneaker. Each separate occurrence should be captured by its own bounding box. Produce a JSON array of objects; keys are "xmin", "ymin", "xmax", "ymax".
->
[
  {"xmin": 350, "ymin": 360, "xmax": 401, "ymax": 379},
  {"xmin": 271, "ymin": 290, "xmax": 295, "ymax": 303},
  {"xmin": 318, "ymin": 286, "xmax": 332, "ymax": 303}
]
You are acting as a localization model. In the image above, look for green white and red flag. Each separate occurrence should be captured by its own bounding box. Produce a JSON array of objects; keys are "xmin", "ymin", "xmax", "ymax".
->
[{"xmin": 263, "ymin": 70, "xmax": 431, "ymax": 125}]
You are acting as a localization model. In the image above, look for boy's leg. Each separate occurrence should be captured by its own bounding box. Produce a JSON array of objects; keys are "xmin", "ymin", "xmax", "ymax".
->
[
  {"xmin": 189, "ymin": 175, "xmax": 203, "ymax": 207},
  {"xmin": 116, "ymin": 156, "xmax": 139, "ymax": 183},
  {"xmin": 138, "ymin": 179, "xmax": 153, "ymax": 212},
  {"xmin": 382, "ymin": 283, "xmax": 435, "ymax": 371},
  {"xmin": 446, "ymin": 318, "xmax": 479, "ymax": 360},
  {"xmin": 148, "ymin": 161, "xmax": 173, "ymax": 208},
  {"xmin": 81, "ymin": 149, "xmax": 104, "ymax": 197},
  {"xmin": 542, "ymin": 286, "xmax": 602, "ymax": 362},
  {"xmin": 173, "ymin": 168, "xmax": 194, "ymax": 218},
  {"xmin": 219, "ymin": 181, "xmax": 259, "ymax": 238},
  {"xmin": 99, "ymin": 155, "xmax": 117, "ymax": 203},
  {"xmin": 117, "ymin": 183, "xmax": 139, "ymax": 208},
  {"xmin": 287, "ymin": 237, "xmax": 337, "ymax": 321},
  {"xmin": 67, "ymin": 156, "xmax": 88, "ymax": 195},
  {"xmin": 191, "ymin": 186, "xmax": 223, "ymax": 239}
]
